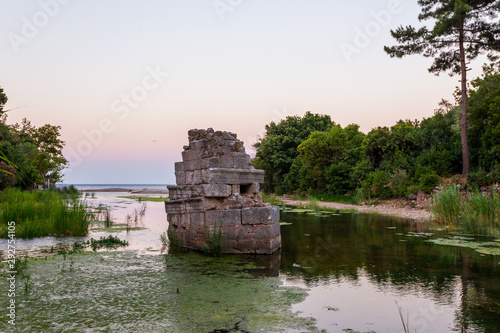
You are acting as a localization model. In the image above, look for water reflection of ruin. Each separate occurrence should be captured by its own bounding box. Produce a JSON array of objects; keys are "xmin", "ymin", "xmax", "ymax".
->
[{"xmin": 165, "ymin": 128, "xmax": 281, "ymax": 254}]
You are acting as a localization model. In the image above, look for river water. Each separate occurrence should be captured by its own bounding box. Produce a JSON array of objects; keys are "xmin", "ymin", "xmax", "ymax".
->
[{"xmin": 1, "ymin": 188, "xmax": 499, "ymax": 332}]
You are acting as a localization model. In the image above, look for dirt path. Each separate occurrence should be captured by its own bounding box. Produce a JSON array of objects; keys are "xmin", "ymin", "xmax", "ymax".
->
[{"xmin": 281, "ymin": 198, "xmax": 434, "ymax": 222}]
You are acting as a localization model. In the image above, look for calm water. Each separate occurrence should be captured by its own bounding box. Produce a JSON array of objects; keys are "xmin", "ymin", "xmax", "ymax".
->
[{"xmin": 1, "ymin": 188, "xmax": 499, "ymax": 332}]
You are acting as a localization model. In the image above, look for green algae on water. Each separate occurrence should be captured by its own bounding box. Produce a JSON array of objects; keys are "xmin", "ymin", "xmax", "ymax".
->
[
  {"xmin": 427, "ymin": 236, "xmax": 500, "ymax": 256},
  {"xmin": 0, "ymin": 251, "xmax": 318, "ymax": 333}
]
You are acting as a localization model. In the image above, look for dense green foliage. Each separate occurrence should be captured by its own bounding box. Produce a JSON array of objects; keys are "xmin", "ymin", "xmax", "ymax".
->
[
  {"xmin": 254, "ymin": 65, "xmax": 500, "ymax": 199},
  {"xmin": 253, "ymin": 112, "xmax": 332, "ymax": 193},
  {"xmin": 0, "ymin": 87, "xmax": 68, "ymax": 189},
  {"xmin": 0, "ymin": 188, "xmax": 90, "ymax": 238}
]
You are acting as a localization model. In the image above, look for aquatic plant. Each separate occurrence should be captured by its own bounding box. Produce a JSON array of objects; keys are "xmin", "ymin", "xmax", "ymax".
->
[
  {"xmin": 202, "ymin": 221, "xmax": 225, "ymax": 257},
  {"xmin": 432, "ymin": 185, "xmax": 500, "ymax": 237},
  {"xmin": 165, "ymin": 228, "xmax": 184, "ymax": 253},
  {"xmin": 88, "ymin": 235, "xmax": 129, "ymax": 251},
  {"xmin": 306, "ymin": 197, "xmax": 320, "ymax": 211},
  {"xmin": 432, "ymin": 184, "xmax": 462, "ymax": 225},
  {"xmin": 0, "ymin": 188, "xmax": 91, "ymax": 238},
  {"xmin": 395, "ymin": 301, "xmax": 411, "ymax": 333}
]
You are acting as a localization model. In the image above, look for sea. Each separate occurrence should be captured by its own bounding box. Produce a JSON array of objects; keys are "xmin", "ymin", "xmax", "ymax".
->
[{"xmin": 56, "ymin": 184, "xmax": 171, "ymax": 192}]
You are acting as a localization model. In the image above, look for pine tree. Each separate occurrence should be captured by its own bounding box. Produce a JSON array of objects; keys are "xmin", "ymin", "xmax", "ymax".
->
[{"xmin": 385, "ymin": 0, "xmax": 500, "ymax": 176}]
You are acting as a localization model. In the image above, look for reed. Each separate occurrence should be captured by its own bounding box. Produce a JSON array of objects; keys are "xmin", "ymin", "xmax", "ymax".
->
[
  {"xmin": 431, "ymin": 184, "xmax": 462, "ymax": 225},
  {"xmin": 202, "ymin": 221, "xmax": 225, "ymax": 257},
  {"xmin": 0, "ymin": 188, "xmax": 91, "ymax": 238},
  {"xmin": 432, "ymin": 185, "xmax": 500, "ymax": 237}
]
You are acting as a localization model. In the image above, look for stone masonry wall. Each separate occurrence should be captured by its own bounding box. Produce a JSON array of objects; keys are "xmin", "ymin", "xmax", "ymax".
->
[{"xmin": 165, "ymin": 128, "xmax": 281, "ymax": 254}]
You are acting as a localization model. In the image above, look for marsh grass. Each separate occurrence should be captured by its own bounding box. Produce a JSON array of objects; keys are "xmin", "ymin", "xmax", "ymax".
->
[
  {"xmin": 0, "ymin": 188, "xmax": 91, "ymax": 238},
  {"xmin": 202, "ymin": 221, "xmax": 225, "ymax": 257},
  {"xmin": 306, "ymin": 197, "xmax": 320, "ymax": 211},
  {"xmin": 432, "ymin": 185, "xmax": 500, "ymax": 237},
  {"xmin": 165, "ymin": 228, "xmax": 184, "ymax": 253},
  {"xmin": 261, "ymin": 193, "xmax": 284, "ymax": 206},
  {"xmin": 88, "ymin": 235, "xmax": 129, "ymax": 251}
]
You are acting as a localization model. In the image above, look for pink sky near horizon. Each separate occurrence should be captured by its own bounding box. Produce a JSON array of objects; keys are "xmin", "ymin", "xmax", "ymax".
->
[{"xmin": 0, "ymin": 0, "xmax": 489, "ymax": 184}]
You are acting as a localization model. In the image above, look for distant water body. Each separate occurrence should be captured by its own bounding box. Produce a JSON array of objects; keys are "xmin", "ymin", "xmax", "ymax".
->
[{"xmin": 56, "ymin": 184, "xmax": 171, "ymax": 192}]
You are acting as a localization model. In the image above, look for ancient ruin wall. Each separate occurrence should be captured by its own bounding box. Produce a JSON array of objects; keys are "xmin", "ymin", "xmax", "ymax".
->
[{"xmin": 164, "ymin": 128, "xmax": 281, "ymax": 254}]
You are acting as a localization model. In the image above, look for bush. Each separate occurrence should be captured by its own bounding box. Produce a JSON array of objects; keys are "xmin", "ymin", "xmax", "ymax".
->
[
  {"xmin": 467, "ymin": 169, "xmax": 492, "ymax": 189},
  {"xmin": 387, "ymin": 169, "xmax": 410, "ymax": 198},
  {"xmin": 360, "ymin": 170, "xmax": 392, "ymax": 199},
  {"xmin": 419, "ymin": 172, "xmax": 441, "ymax": 193},
  {"xmin": 0, "ymin": 161, "xmax": 16, "ymax": 190}
]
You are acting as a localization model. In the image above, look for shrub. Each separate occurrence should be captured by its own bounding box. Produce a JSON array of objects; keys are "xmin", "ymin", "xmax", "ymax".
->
[
  {"xmin": 467, "ymin": 169, "xmax": 492, "ymax": 190},
  {"xmin": 387, "ymin": 169, "xmax": 410, "ymax": 198},
  {"xmin": 0, "ymin": 161, "xmax": 16, "ymax": 190},
  {"xmin": 360, "ymin": 170, "xmax": 392, "ymax": 199},
  {"xmin": 419, "ymin": 172, "xmax": 441, "ymax": 193}
]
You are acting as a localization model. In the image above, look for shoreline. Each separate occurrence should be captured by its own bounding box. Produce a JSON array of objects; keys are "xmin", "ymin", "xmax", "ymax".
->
[
  {"xmin": 81, "ymin": 188, "xmax": 168, "ymax": 194},
  {"xmin": 280, "ymin": 198, "xmax": 434, "ymax": 222}
]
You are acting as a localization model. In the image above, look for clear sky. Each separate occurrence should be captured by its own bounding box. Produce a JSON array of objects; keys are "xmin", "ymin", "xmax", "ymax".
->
[{"xmin": 0, "ymin": 0, "xmax": 489, "ymax": 184}]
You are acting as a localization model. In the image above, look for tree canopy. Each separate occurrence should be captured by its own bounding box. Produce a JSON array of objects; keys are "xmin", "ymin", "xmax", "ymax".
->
[
  {"xmin": 0, "ymin": 88, "xmax": 68, "ymax": 189},
  {"xmin": 385, "ymin": 0, "xmax": 500, "ymax": 176}
]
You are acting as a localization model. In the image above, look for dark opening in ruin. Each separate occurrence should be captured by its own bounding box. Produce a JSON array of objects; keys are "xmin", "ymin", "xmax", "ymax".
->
[{"xmin": 240, "ymin": 184, "xmax": 253, "ymax": 196}]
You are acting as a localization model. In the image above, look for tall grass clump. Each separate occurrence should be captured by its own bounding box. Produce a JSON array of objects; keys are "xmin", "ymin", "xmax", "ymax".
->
[
  {"xmin": 432, "ymin": 184, "xmax": 462, "ymax": 225},
  {"xmin": 432, "ymin": 185, "xmax": 500, "ymax": 237},
  {"xmin": 202, "ymin": 221, "xmax": 225, "ymax": 257},
  {"xmin": 0, "ymin": 188, "xmax": 91, "ymax": 238},
  {"xmin": 462, "ymin": 191, "xmax": 500, "ymax": 237}
]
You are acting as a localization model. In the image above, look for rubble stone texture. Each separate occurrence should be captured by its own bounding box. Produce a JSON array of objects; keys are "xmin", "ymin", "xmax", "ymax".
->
[{"xmin": 165, "ymin": 128, "xmax": 281, "ymax": 254}]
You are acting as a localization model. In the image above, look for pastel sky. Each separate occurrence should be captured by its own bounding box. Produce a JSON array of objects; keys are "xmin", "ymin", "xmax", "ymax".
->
[{"xmin": 0, "ymin": 0, "xmax": 488, "ymax": 185}]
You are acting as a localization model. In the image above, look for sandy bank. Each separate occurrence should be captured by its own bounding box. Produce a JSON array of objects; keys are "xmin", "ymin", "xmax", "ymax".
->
[{"xmin": 281, "ymin": 198, "xmax": 433, "ymax": 222}]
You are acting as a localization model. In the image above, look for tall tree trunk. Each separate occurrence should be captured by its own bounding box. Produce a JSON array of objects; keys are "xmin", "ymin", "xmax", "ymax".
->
[{"xmin": 459, "ymin": 20, "xmax": 470, "ymax": 176}]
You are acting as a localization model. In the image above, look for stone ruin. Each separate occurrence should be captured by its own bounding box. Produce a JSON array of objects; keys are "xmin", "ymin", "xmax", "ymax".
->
[{"xmin": 164, "ymin": 128, "xmax": 281, "ymax": 254}]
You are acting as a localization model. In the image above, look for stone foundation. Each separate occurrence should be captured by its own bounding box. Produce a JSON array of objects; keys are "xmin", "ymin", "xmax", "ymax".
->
[{"xmin": 165, "ymin": 128, "xmax": 281, "ymax": 254}]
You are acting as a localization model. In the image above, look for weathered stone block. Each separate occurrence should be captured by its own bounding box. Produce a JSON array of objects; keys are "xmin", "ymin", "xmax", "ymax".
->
[
  {"xmin": 201, "ymin": 184, "xmax": 231, "ymax": 198},
  {"xmin": 232, "ymin": 153, "xmax": 251, "ymax": 169},
  {"xmin": 167, "ymin": 185, "xmax": 203, "ymax": 200},
  {"xmin": 222, "ymin": 225, "xmax": 240, "ymax": 241},
  {"xmin": 175, "ymin": 171, "xmax": 186, "ymax": 185},
  {"xmin": 207, "ymin": 168, "xmax": 265, "ymax": 185},
  {"xmin": 250, "ymin": 223, "xmax": 281, "ymax": 240},
  {"xmin": 202, "ymin": 157, "xmax": 220, "ymax": 169},
  {"xmin": 220, "ymin": 155, "xmax": 234, "ymax": 168},
  {"xmin": 182, "ymin": 149, "xmax": 202, "ymax": 161},
  {"xmin": 189, "ymin": 212, "xmax": 205, "ymax": 228},
  {"xmin": 165, "ymin": 198, "xmax": 205, "ymax": 214},
  {"xmin": 205, "ymin": 209, "xmax": 242, "ymax": 227},
  {"xmin": 183, "ymin": 159, "xmax": 202, "ymax": 171},
  {"xmin": 241, "ymin": 206, "xmax": 280, "ymax": 225},
  {"xmin": 192, "ymin": 170, "xmax": 202, "ymax": 185},
  {"xmin": 189, "ymin": 140, "xmax": 205, "ymax": 150},
  {"xmin": 175, "ymin": 162, "xmax": 185, "ymax": 172},
  {"xmin": 185, "ymin": 171, "xmax": 194, "ymax": 184}
]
